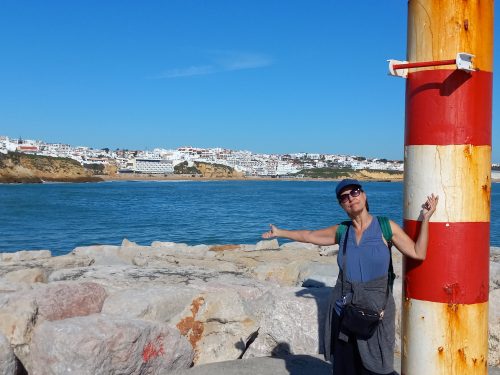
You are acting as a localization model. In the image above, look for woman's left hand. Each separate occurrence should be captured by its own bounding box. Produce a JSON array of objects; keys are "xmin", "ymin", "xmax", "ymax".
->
[{"xmin": 422, "ymin": 193, "xmax": 439, "ymax": 221}]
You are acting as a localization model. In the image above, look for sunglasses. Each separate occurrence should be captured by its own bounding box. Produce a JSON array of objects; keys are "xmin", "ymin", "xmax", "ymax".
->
[{"xmin": 338, "ymin": 188, "xmax": 363, "ymax": 203}]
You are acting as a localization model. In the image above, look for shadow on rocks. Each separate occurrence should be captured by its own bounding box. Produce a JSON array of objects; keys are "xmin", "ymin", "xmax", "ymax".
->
[
  {"xmin": 295, "ymin": 283, "xmax": 332, "ymax": 358},
  {"xmin": 271, "ymin": 342, "xmax": 331, "ymax": 375}
]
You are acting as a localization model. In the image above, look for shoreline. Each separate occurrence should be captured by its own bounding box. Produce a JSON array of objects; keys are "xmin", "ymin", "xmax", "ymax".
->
[
  {"xmin": 2, "ymin": 173, "xmax": 499, "ymax": 183},
  {"xmin": 98, "ymin": 173, "xmax": 404, "ymax": 183}
]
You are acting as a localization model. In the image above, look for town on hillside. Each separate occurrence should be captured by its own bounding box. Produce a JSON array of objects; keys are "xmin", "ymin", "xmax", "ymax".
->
[{"xmin": 0, "ymin": 135, "xmax": 413, "ymax": 178}]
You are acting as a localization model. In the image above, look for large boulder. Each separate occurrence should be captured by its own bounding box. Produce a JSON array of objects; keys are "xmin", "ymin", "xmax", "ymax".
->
[
  {"xmin": 102, "ymin": 285, "xmax": 199, "ymax": 323},
  {"xmin": 30, "ymin": 314, "xmax": 194, "ymax": 375},
  {"xmin": 0, "ymin": 250, "xmax": 51, "ymax": 263},
  {"xmin": 0, "ymin": 281, "xmax": 107, "ymax": 370},
  {"xmin": 243, "ymin": 287, "xmax": 331, "ymax": 358},
  {"xmin": 254, "ymin": 239, "xmax": 280, "ymax": 251},
  {"xmin": 71, "ymin": 245, "xmax": 129, "ymax": 266},
  {"xmin": 175, "ymin": 291, "xmax": 259, "ymax": 365},
  {"xmin": 0, "ymin": 292, "xmax": 38, "ymax": 368},
  {"xmin": 0, "ymin": 331, "xmax": 16, "ymax": 375},
  {"xmin": 252, "ymin": 262, "xmax": 303, "ymax": 286},
  {"xmin": 299, "ymin": 263, "xmax": 338, "ymax": 288},
  {"xmin": 33, "ymin": 281, "xmax": 107, "ymax": 321},
  {"xmin": 0, "ymin": 254, "xmax": 93, "ymax": 280},
  {"xmin": 4, "ymin": 267, "xmax": 47, "ymax": 284}
]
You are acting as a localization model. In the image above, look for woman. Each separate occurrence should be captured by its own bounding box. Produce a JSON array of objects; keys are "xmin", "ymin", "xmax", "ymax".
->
[{"xmin": 262, "ymin": 179, "xmax": 438, "ymax": 375}]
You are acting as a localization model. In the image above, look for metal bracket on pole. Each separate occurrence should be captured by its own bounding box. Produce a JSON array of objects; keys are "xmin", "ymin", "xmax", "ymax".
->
[
  {"xmin": 455, "ymin": 52, "xmax": 475, "ymax": 72},
  {"xmin": 387, "ymin": 52, "xmax": 475, "ymax": 78},
  {"xmin": 388, "ymin": 59, "xmax": 409, "ymax": 78}
]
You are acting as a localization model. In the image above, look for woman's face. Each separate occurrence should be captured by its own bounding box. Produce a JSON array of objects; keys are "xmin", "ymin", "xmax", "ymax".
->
[{"xmin": 338, "ymin": 186, "xmax": 366, "ymax": 214}]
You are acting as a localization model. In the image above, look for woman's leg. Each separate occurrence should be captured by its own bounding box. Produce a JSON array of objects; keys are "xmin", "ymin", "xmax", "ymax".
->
[
  {"xmin": 331, "ymin": 311, "xmax": 363, "ymax": 375},
  {"xmin": 331, "ymin": 312, "xmax": 397, "ymax": 375},
  {"xmin": 355, "ymin": 341, "xmax": 397, "ymax": 375}
]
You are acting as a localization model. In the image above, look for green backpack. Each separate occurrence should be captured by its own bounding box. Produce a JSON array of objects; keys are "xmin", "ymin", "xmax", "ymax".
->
[{"xmin": 335, "ymin": 216, "xmax": 397, "ymax": 291}]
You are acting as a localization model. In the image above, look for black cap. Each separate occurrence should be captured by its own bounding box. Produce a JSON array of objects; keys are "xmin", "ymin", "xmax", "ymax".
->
[{"xmin": 335, "ymin": 178, "xmax": 362, "ymax": 198}]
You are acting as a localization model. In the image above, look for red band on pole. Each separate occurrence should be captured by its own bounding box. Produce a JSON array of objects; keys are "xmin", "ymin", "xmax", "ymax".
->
[
  {"xmin": 405, "ymin": 70, "xmax": 492, "ymax": 146},
  {"xmin": 403, "ymin": 220, "xmax": 489, "ymax": 304}
]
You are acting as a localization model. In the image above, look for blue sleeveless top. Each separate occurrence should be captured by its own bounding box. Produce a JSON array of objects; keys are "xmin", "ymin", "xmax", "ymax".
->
[{"xmin": 337, "ymin": 218, "xmax": 390, "ymax": 283}]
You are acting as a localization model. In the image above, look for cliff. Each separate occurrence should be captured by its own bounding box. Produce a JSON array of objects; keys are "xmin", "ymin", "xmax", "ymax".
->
[
  {"xmin": 0, "ymin": 152, "xmax": 103, "ymax": 183},
  {"xmin": 353, "ymin": 169, "xmax": 403, "ymax": 181},
  {"xmin": 173, "ymin": 161, "xmax": 243, "ymax": 178},
  {"xmin": 194, "ymin": 162, "xmax": 244, "ymax": 178},
  {"xmin": 296, "ymin": 167, "xmax": 403, "ymax": 181}
]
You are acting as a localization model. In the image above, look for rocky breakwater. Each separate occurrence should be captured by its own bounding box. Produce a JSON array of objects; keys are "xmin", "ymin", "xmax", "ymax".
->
[{"xmin": 0, "ymin": 242, "xmax": 498, "ymax": 374}]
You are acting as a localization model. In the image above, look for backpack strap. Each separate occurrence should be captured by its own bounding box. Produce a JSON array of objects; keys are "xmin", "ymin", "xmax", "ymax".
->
[
  {"xmin": 335, "ymin": 221, "xmax": 352, "ymax": 244},
  {"xmin": 377, "ymin": 216, "xmax": 396, "ymax": 292},
  {"xmin": 377, "ymin": 216, "xmax": 393, "ymax": 245}
]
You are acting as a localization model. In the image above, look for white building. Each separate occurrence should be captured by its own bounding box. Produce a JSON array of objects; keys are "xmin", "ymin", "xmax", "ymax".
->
[{"xmin": 131, "ymin": 157, "xmax": 174, "ymax": 174}]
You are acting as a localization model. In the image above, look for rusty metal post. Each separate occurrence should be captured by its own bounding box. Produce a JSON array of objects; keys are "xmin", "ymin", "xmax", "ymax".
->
[{"xmin": 401, "ymin": 1, "xmax": 493, "ymax": 374}]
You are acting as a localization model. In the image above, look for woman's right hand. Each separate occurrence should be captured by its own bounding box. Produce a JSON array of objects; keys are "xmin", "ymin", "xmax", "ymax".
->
[
  {"xmin": 262, "ymin": 224, "xmax": 279, "ymax": 239},
  {"xmin": 422, "ymin": 193, "xmax": 439, "ymax": 221}
]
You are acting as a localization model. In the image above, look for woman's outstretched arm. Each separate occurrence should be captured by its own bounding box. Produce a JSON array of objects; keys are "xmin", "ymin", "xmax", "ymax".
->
[
  {"xmin": 390, "ymin": 193, "xmax": 439, "ymax": 260},
  {"xmin": 262, "ymin": 224, "xmax": 338, "ymax": 246}
]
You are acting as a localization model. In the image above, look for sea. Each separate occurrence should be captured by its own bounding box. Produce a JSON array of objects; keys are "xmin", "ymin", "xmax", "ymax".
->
[{"xmin": 0, "ymin": 180, "xmax": 499, "ymax": 256}]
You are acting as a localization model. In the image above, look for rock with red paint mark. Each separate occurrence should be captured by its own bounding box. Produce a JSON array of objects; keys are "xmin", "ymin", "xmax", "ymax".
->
[
  {"xmin": 30, "ymin": 314, "xmax": 194, "ymax": 375},
  {"xmin": 0, "ymin": 281, "xmax": 107, "ymax": 372},
  {"xmin": 0, "ymin": 329, "xmax": 17, "ymax": 374},
  {"xmin": 175, "ymin": 291, "xmax": 259, "ymax": 365}
]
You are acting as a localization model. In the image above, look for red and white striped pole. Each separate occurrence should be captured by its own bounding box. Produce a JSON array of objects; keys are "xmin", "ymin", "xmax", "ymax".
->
[{"xmin": 400, "ymin": 1, "xmax": 493, "ymax": 374}]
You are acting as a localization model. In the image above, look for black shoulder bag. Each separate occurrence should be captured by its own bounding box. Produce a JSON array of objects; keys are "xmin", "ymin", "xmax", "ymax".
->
[{"xmin": 339, "ymin": 223, "xmax": 391, "ymax": 340}]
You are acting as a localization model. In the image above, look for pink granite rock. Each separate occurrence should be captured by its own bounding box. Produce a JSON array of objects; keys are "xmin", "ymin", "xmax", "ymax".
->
[
  {"xmin": 30, "ymin": 314, "xmax": 194, "ymax": 375},
  {"xmin": 34, "ymin": 281, "xmax": 107, "ymax": 321}
]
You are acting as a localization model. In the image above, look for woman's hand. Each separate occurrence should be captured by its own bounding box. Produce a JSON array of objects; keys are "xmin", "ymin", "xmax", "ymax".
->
[
  {"xmin": 422, "ymin": 193, "xmax": 439, "ymax": 221},
  {"xmin": 391, "ymin": 193, "xmax": 439, "ymax": 260},
  {"xmin": 262, "ymin": 224, "xmax": 279, "ymax": 239}
]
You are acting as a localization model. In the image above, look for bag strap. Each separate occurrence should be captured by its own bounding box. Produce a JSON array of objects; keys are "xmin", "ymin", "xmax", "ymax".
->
[{"xmin": 340, "ymin": 222, "xmax": 350, "ymax": 299}]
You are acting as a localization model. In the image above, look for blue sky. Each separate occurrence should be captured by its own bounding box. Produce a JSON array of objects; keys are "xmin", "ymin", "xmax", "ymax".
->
[{"xmin": 0, "ymin": 1, "xmax": 498, "ymax": 162}]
